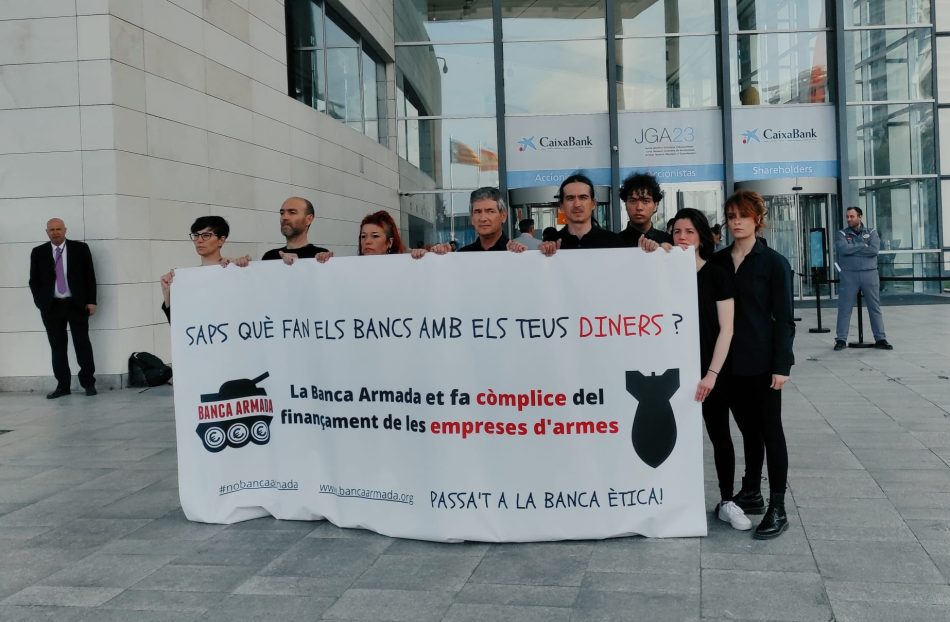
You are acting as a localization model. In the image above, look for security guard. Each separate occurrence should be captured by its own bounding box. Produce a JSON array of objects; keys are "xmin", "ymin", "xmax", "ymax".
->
[{"xmin": 834, "ymin": 206, "xmax": 892, "ymax": 351}]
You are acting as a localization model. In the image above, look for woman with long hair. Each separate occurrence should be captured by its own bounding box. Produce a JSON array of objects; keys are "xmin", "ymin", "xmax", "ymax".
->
[
  {"xmin": 315, "ymin": 210, "xmax": 421, "ymax": 261},
  {"xmin": 357, "ymin": 210, "xmax": 404, "ymax": 255},
  {"xmin": 711, "ymin": 191, "xmax": 795, "ymax": 539},
  {"xmin": 670, "ymin": 209, "xmax": 748, "ymax": 531}
]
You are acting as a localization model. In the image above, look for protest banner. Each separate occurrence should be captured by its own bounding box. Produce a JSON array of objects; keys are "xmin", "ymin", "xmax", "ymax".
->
[{"xmin": 171, "ymin": 247, "xmax": 707, "ymax": 541}]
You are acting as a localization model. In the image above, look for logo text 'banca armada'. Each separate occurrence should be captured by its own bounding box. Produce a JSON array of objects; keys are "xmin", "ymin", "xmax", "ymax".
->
[{"xmin": 195, "ymin": 372, "xmax": 274, "ymax": 453}]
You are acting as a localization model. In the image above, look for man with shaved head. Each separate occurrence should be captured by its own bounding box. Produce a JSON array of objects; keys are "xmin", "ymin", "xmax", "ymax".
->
[
  {"xmin": 261, "ymin": 196, "xmax": 327, "ymax": 261},
  {"xmin": 29, "ymin": 218, "xmax": 98, "ymax": 398}
]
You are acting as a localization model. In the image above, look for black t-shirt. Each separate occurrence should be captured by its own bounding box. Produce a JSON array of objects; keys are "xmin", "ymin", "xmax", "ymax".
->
[
  {"xmin": 696, "ymin": 261, "xmax": 734, "ymax": 374},
  {"xmin": 554, "ymin": 226, "xmax": 622, "ymax": 249},
  {"xmin": 618, "ymin": 224, "xmax": 673, "ymax": 247},
  {"xmin": 261, "ymin": 244, "xmax": 327, "ymax": 260},
  {"xmin": 459, "ymin": 235, "xmax": 508, "ymax": 252},
  {"xmin": 711, "ymin": 242, "xmax": 795, "ymax": 376}
]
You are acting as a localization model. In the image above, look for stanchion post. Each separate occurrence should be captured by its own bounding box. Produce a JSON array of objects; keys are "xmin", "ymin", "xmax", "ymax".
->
[
  {"xmin": 848, "ymin": 290, "xmax": 873, "ymax": 348},
  {"xmin": 809, "ymin": 267, "xmax": 830, "ymax": 333}
]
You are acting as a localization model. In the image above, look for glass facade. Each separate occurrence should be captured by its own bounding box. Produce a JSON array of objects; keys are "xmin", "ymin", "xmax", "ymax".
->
[
  {"xmin": 286, "ymin": 0, "xmax": 385, "ymax": 141},
  {"xmin": 844, "ymin": 1, "xmax": 939, "ymax": 293},
  {"xmin": 288, "ymin": 1, "xmax": 944, "ymax": 289}
]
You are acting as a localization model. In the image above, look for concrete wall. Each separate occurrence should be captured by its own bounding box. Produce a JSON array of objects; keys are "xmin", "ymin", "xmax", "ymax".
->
[{"xmin": 0, "ymin": 0, "xmax": 399, "ymax": 390}]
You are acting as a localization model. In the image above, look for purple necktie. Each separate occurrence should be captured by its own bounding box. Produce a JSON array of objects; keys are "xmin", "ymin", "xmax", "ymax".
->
[{"xmin": 54, "ymin": 246, "xmax": 67, "ymax": 294}]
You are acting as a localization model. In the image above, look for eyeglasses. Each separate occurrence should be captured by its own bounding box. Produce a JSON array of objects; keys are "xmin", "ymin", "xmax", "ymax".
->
[{"xmin": 189, "ymin": 232, "xmax": 218, "ymax": 241}]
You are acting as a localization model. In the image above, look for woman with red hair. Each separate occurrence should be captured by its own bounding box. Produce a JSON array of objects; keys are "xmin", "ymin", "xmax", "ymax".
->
[
  {"xmin": 711, "ymin": 190, "xmax": 795, "ymax": 539},
  {"xmin": 315, "ymin": 210, "xmax": 427, "ymax": 261},
  {"xmin": 356, "ymin": 210, "xmax": 404, "ymax": 255}
]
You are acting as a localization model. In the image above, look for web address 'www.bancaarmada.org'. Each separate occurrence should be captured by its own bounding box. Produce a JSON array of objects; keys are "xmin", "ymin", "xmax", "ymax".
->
[{"xmin": 319, "ymin": 483, "xmax": 414, "ymax": 505}]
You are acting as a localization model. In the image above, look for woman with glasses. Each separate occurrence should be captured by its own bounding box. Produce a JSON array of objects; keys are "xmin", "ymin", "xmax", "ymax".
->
[{"xmin": 160, "ymin": 216, "xmax": 248, "ymax": 322}]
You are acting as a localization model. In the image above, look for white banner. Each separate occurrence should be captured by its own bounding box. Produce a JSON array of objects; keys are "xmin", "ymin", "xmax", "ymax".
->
[
  {"xmin": 172, "ymin": 249, "xmax": 707, "ymax": 541},
  {"xmin": 505, "ymin": 114, "xmax": 610, "ymax": 188},
  {"xmin": 732, "ymin": 104, "xmax": 838, "ymax": 180}
]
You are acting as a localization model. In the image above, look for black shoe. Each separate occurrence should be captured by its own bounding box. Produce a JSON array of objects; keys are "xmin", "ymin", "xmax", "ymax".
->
[
  {"xmin": 753, "ymin": 503, "xmax": 789, "ymax": 539},
  {"xmin": 46, "ymin": 388, "xmax": 71, "ymax": 399},
  {"xmin": 833, "ymin": 339, "xmax": 846, "ymax": 351},
  {"xmin": 85, "ymin": 387, "xmax": 97, "ymax": 396},
  {"xmin": 732, "ymin": 488, "xmax": 765, "ymax": 515},
  {"xmin": 874, "ymin": 340, "xmax": 893, "ymax": 350}
]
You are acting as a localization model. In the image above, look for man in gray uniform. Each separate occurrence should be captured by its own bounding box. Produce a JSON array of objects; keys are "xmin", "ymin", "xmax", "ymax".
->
[{"xmin": 834, "ymin": 206, "xmax": 893, "ymax": 351}]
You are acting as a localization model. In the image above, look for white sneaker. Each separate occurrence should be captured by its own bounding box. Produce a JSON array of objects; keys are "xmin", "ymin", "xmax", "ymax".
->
[{"xmin": 717, "ymin": 501, "xmax": 752, "ymax": 531}]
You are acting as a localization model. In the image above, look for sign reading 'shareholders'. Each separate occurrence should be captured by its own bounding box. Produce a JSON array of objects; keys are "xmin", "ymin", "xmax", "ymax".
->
[{"xmin": 171, "ymin": 248, "xmax": 707, "ymax": 541}]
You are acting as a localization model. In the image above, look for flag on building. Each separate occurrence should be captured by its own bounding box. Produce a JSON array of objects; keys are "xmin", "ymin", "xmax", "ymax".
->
[
  {"xmin": 479, "ymin": 147, "xmax": 498, "ymax": 171},
  {"xmin": 449, "ymin": 138, "xmax": 480, "ymax": 166}
]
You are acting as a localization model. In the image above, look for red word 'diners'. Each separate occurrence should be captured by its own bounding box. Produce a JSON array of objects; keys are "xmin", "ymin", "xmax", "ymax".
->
[{"xmin": 578, "ymin": 314, "xmax": 663, "ymax": 338}]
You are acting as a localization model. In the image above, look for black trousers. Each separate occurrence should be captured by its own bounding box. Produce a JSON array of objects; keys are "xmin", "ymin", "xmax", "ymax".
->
[
  {"xmin": 729, "ymin": 373, "xmax": 788, "ymax": 497},
  {"xmin": 41, "ymin": 299, "xmax": 95, "ymax": 389},
  {"xmin": 701, "ymin": 379, "xmax": 735, "ymax": 501}
]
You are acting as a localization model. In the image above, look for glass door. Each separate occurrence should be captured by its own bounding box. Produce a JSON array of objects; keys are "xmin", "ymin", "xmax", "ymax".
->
[{"xmin": 760, "ymin": 193, "xmax": 833, "ymax": 299}]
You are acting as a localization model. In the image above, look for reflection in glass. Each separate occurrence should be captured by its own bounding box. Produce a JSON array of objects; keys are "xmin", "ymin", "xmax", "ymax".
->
[
  {"xmin": 616, "ymin": 0, "xmax": 715, "ymax": 35},
  {"xmin": 504, "ymin": 40, "xmax": 608, "ymax": 114},
  {"xmin": 286, "ymin": 0, "xmax": 324, "ymax": 48},
  {"xmin": 400, "ymin": 191, "xmax": 492, "ymax": 248},
  {"xmin": 729, "ymin": 0, "xmax": 826, "ymax": 32},
  {"xmin": 731, "ymin": 32, "xmax": 831, "ymax": 105},
  {"xmin": 290, "ymin": 49, "xmax": 326, "ymax": 112},
  {"xmin": 396, "ymin": 117, "xmax": 500, "ymax": 190},
  {"xmin": 326, "ymin": 47, "xmax": 362, "ymax": 127},
  {"xmin": 395, "ymin": 0, "xmax": 494, "ymax": 43},
  {"xmin": 857, "ymin": 178, "xmax": 938, "ymax": 260},
  {"xmin": 325, "ymin": 7, "xmax": 359, "ymax": 47},
  {"xmin": 501, "ymin": 0, "xmax": 605, "ymax": 40},
  {"xmin": 850, "ymin": 104, "xmax": 934, "ymax": 177},
  {"xmin": 850, "ymin": 0, "xmax": 930, "ymax": 27},
  {"xmin": 618, "ymin": 36, "xmax": 718, "ymax": 109},
  {"xmin": 362, "ymin": 50, "xmax": 380, "ymax": 141},
  {"xmin": 847, "ymin": 29, "xmax": 932, "ymax": 103},
  {"xmin": 396, "ymin": 44, "xmax": 496, "ymax": 117}
]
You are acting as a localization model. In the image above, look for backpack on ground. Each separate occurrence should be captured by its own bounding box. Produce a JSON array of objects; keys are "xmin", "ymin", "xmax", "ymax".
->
[{"xmin": 128, "ymin": 352, "xmax": 172, "ymax": 387}]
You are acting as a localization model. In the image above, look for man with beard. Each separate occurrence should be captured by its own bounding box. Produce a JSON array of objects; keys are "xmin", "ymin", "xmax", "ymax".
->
[
  {"xmin": 532, "ymin": 174, "xmax": 622, "ymax": 253},
  {"xmin": 262, "ymin": 197, "xmax": 327, "ymax": 261}
]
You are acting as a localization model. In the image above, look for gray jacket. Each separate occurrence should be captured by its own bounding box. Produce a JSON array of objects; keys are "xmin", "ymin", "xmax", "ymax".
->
[{"xmin": 835, "ymin": 226, "xmax": 879, "ymax": 271}]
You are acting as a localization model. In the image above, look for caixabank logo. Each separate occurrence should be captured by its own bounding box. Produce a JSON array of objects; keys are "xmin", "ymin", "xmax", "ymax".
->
[
  {"xmin": 517, "ymin": 134, "xmax": 593, "ymax": 152},
  {"xmin": 739, "ymin": 127, "xmax": 818, "ymax": 145},
  {"xmin": 195, "ymin": 372, "xmax": 274, "ymax": 453}
]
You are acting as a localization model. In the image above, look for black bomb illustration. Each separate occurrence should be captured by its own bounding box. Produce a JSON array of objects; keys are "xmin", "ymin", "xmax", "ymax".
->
[
  {"xmin": 626, "ymin": 369, "xmax": 680, "ymax": 468},
  {"xmin": 195, "ymin": 372, "xmax": 274, "ymax": 452}
]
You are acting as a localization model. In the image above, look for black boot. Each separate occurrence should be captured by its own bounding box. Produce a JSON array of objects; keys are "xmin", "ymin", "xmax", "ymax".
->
[
  {"xmin": 753, "ymin": 494, "xmax": 788, "ymax": 539},
  {"xmin": 732, "ymin": 477, "xmax": 765, "ymax": 514}
]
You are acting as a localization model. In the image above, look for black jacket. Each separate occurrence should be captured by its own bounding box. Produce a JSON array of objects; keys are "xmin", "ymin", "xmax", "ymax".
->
[
  {"xmin": 711, "ymin": 241, "xmax": 795, "ymax": 376},
  {"xmin": 29, "ymin": 239, "xmax": 97, "ymax": 313}
]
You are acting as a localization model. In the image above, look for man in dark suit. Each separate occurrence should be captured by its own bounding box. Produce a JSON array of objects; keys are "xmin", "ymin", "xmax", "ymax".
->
[{"xmin": 29, "ymin": 218, "xmax": 98, "ymax": 398}]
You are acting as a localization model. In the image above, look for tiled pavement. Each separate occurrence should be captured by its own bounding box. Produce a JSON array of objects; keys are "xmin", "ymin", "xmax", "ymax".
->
[{"xmin": 0, "ymin": 304, "xmax": 949, "ymax": 621}]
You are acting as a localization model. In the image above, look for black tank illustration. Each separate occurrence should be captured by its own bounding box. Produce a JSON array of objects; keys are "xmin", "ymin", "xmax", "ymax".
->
[
  {"xmin": 626, "ymin": 369, "xmax": 680, "ymax": 468},
  {"xmin": 196, "ymin": 372, "xmax": 273, "ymax": 452}
]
